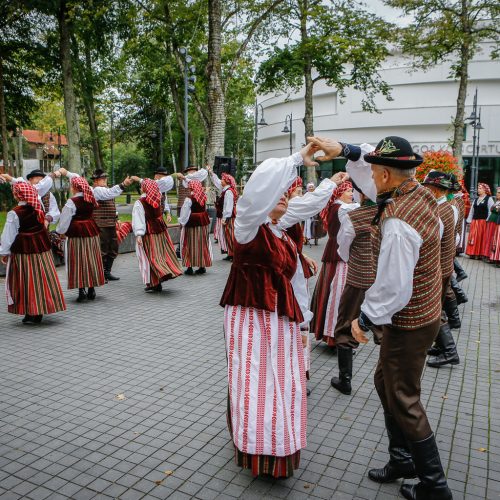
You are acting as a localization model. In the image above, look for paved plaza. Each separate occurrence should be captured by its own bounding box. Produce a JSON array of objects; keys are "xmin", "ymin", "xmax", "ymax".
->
[{"xmin": 0, "ymin": 240, "xmax": 499, "ymax": 500}]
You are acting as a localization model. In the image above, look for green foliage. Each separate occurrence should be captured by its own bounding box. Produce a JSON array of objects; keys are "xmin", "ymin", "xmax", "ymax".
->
[{"xmin": 102, "ymin": 142, "xmax": 149, "ymax": 184}]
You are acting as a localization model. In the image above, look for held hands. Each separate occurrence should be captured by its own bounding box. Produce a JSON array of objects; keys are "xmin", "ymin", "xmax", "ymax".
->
[
  {"xmin": 58, "ymin": 168, "xmax": 68, "ymax": 176},
  {"xmin": 331, "ymin": 171, "xmax": 349, "ymax": 185},
  {"xmin": 122, "ymin": 176, "xmax": 133, "ymax": 187},
  {"xmin": 136, "ymin": 235, "xmax": 143, "ymax": 246},
  {"xmin": 166, "ymin": 213, "xmax": 172, "ymax": 223},
  {"xmin": 0, "ymin": 173, "xmax": 13, "ymax": 182},
  {"xmin": 351, "ymin": 318, "xmax": 369, "ymax": 344},
  {"xmin": 300, "ymin": 143, "xmax": 319, "ymax": 167},
  {"xmin": 130, "ymin": 175, "xmax": 142, "ymax": 183},
  {"xmin": 307, "ymin": 137, "xmax": 343, "ymax": 162}
]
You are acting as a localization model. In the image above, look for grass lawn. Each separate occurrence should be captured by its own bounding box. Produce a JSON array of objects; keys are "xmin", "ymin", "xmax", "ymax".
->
[{"xmin": 0, "ymin": 211, "xmax": 5, "ymax": 233}]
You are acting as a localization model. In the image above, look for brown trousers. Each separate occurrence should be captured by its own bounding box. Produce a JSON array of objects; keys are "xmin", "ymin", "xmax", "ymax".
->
[
  {"xmin": 374, "ymin": 318, "xmax": 441, "ymax": 442},
  {"xmin": 334, "ymin": 284, "xmax": 383, "ymax": 348},
  {"xmin": 99, "ymin": 226, "xmax": 119, "ymax": 259}
]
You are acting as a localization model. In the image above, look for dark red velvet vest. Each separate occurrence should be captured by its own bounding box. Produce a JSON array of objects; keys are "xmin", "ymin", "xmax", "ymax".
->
[
  {"xmin": 186, "ymin": 198, "xmax": 210, "ymax": 227},
  {"xmin": 220, "ymin": 224, "xmax": 303, "ymax": 323},
  {"xmin": 10, "ymin": 205, "xmax": 51, "ymax": 254},
  {"xmin": 66, "ymin": 197, "xmax": 100, "ymax": 238},
  {"xmin": 286, "ymin": 222, "xmax": 312, "ymax": 279},
  {"xmin": 322, "ymin": 203, "xmax": 342, "ymax": 263},
  {"xmin": 215, "ymin": 195, "xmax": 223, "ymax": 218},
  {"xmin": 140, "ymin": 199, "xmax": 168, "ymax": 235}
]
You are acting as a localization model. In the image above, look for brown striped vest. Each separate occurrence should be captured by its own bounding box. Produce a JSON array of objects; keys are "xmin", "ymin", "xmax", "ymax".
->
[
  {"xmin": 438, "ymin": 200, "xmax": 456, "ymax": 279},
  {"xmin": 346, "ymin": 203, "xmax": 377, "ymax": 290},
  {"xmin": 93, "ymin": 199, "xmax": 117, "ymax": 228},
  {"xmin": 450, "ymin": 196, "xmax": 465, "ymax": 239},
  {"xmin": 372, "ymin": 181, "xmax": 442, "ymax": 330}
]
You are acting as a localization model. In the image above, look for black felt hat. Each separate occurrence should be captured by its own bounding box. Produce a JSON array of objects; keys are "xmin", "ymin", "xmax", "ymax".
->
[
  {"xmin": 26, "ymin": 169, "xmax": 46, "ymax": 180},
  {"xmin": 364, "ymin": 136, "xmax": 423, "ymax": 169},
  {"xmin": 422, "ymin": 170, "xmax": 454, "ymax": 190},
  {"xmin": 448, "ymin": 173, "xmax": 462, "ymax": 192},
  {"xmin": 154, "ymin": 166, "xmax": 169, "ymax": 176},
  {"xmin": 183, "ymin": 165, "xmax": 198, "ymax": 174},
  {"xmin": 91, "ymin": 169, "xmax": 108, "ymax": 180}
]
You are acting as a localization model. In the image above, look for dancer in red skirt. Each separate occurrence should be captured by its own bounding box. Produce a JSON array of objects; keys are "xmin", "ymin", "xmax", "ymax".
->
[
  {"xmin": 490, "ymin": 187, "xmax": 500, "ymax": 266},
  {"xmin": 466, "ymin": 183, "xmax": 494, "ymax": 259},
  {"xmin": 485, "ymin": 186, "xmax": 500, "ymax": 262},
  {"xmin": 309, "ymin": 181, "xmax": 357, "ymax": 348},
  {"xmin": 0, "ymin": 182, "xmax": 66, "ymax": 324},
  {"xmin": 56, "ymin": 175, "xmax": 105, "ymax": 302},
  {"xmin": 132, "ymin": 179, "xmax": 182, "ymax": 292},
  {"xmin": 178, "ymin": 180, "xmax": 213, "ymax": 275}
]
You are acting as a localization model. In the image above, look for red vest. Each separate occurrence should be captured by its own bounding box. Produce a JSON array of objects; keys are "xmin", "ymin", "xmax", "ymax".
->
[
  {"xmin": 286, "ymin": 222, "xmax": 312, "ymax": 280},
  {"xmin": 220, "ymin": 224, "xmax": 303, "ymax": 323},
  {"xmin": 10, "ymin": 205, "xmax": 51, "ymax": 254},
  {"xmin": 66, "ymin": 197, "xmax": 100, "ymax": 238},
  {"xmin": 322, "ymin": 203, "xmax": 342, "ymax": 263},
  {"xmin": 215, "ymin": 188, "xmax": 237, "ymax": 219},
  {"xmin": 186, "ymin": 198, "xmax": 210, "ymax": 227},
  {"xmin": 140, "ymin": 199, "xmax": 168, "ymax": 235}
]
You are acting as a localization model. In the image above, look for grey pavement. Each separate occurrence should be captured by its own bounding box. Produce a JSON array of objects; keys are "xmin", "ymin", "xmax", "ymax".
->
[{"xmin": 0, "ymin": 238, "xmax": 499, "ymax": 500}]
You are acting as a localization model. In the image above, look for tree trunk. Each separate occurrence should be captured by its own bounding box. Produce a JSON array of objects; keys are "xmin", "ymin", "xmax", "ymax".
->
[
  {"xmin": 300, "ymin": 0, "xmax": 316, "ymax": 183},
  {"xmin": 206, "ymin": 0, "xmax": 226, "ymax": 166},
  {"xmin": 58, "ymin": 0, "xmax": 82, "ymax": 173},
  {"xmin": 0, "ymin": 59, "xmax": 10, "ymax": 174}
]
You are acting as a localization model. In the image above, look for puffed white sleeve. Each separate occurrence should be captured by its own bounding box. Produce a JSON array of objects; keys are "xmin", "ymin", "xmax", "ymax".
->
[
  {"xmin": 66, "ymin": 171, "xmax": 80, "ymax": 180},
  {"xmin": 56, "ymin": 199, "xmax": 77, "ymax": 235},
  {"xmin": 0, "ymin": 211, "xmax": 20, "ymax": 255},
  {"xmin": 178, "ymin": 197, "xmax": 192, "ymax": 226},
  {"xmin": 361, "ymin": 217, "xmax": 423, "ymax": 325},
  {"xmin": 46, "ymin": 193, "xmax": 61, "ymax": 224},
  {"xmin": 235, "ymin": 152, "xmax": 303, "ymax": 245},
  {"xmin": 280, "ymin": 178, "xmax": 337, "ymax": 229},
  {"xmin": 182, "ymin": 168, "xmax": 208, "ymax": 188},
  {"xmin": 223, "ymin": 190, "xmax": 234, "ymax": 219},
  {"xmin": 35, "ymin": 175, "xmax": 54, "ymax": 197},
  {"xmin": 156, "ymin": 175, "xmax": 174, "ymax": 193},
  {"xmin": 337, "ymin": 210, "xmax": 356, "ymax": 263},
  {"xmin": 439, "ymin": 217, "xmax": 444, "ymax": 239},
  {"xmin": 210, "ymin": 172, "xmax": 223, "ymax": 193},
  {"xmin": 290, "ymin": 255, "xmax": 313, "ymax": 326},
  {"xmin": 132, "ymin": 200, "xmax": 146, "ymax": 236},
  {"xmin": 345, "ymin": 143, "xmax": 377, "ymax": 202},
  {"xmin": 93, "ymin": 184, "xmax": 123, "ymax": 201}
]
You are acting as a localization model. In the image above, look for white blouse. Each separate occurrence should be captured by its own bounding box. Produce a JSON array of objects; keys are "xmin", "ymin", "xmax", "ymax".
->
[
  {"xmin": 56, "ymin": 193, "xmax": 83, "ymax": 235},
  {"xmin": 182, "ymin": 168, "xmax": 208, "ymax": 188},
  {"xmin": 178, "ymin": 198, "xmax": 192, "ymax": 226},
  {"xmin": 132, "ymin": 195, "xmax": 147, "ymax": 236}
]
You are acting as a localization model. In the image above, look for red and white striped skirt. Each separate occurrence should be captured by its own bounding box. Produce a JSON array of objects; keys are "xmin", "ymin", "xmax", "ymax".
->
[
  {"xmin": 224, "ymin": 305, "xmax": 307, "ymax": 459},
  {"xmin": 181, "ymin": 225, "xmax": 213, "ymax": 268},
  {"xmin": 135, "ymin": 231, "xmax": 182, "ymax": 286},
  {"xmin": 215, "ymin": 217, "xmax": 228, "ymax": 252},
  {"xmin": 65, "ymin": 235, "xmax": 105, "ymax": 289},
  {"xmin": 224, "ymin": 219, "xmax": 235, "ymax": 257},
  {"xmin": 484, "ymin": 221, "xmax": 496, "ymax": 258},
  {"xmin": 490, "ymin": 224, "xmax": 500, "ymax": 262},
  {"xmin": 6, "ymin": 250, "xmax": 66, "ymax": 316},
  {"xmin": 466, "ymin": 219, "xmax": 489, "ymax": 257}
]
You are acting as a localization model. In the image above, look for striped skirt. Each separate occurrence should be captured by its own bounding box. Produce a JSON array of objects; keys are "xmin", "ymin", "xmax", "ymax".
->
[
  {"xmin": 6, "ymin": 250, "xmax": 66, "ymax": 316},
  {"xmin": 309, "ymin": 261, "xmax": 339, "ymax": 344},
  {"xmin": 215, "ymin": 217, "xmax": 228, "ymax": 252},
  {"xmin": 224, "ymin": 219, "xmax": 235, "ymax": 257},
  {"xmin": 65, "ymin": 235, "xmax": 105, "ymax": 289},
  {"xmin": 136, "ymin": 232, "xmax": 182, "ymax": 286},
  {"xmin": 490, "ymin": 225, "xmax": 500, "ymax": 262},
  {"xmin": 466, "ymin": 219, "xmax": 488, "ymax": 257},
  {"xmin": 181, "ymin": 225, "xmax": 213, "ymax": 268},
  {"xmin": 484, "ymin": 221, "xmax": 497, "ymax": 258}
]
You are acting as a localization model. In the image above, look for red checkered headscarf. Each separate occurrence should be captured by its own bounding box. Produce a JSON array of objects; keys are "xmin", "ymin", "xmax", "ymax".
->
[
  {"xmin": 71, "ymin": 176, "xmax": 98, "ymax": 207},
  {"xmin": 189, "ymin": 180, "xmax": 207, "ymax": 206},
  {"xmin": 222, "ymin": 173, "xmax": 238, "ymax": 202},
  {"xmin": 319, "ymin": 181, "xmax": 353, "ymax": 229},
  {"xmin": 478, "ymin": 183, "xmax": 491, "ymax": 196},
  {"xmin": 141, "ymin": 178, "xmax": 161, "ymax": 208},
  {"xmin": 13, "ymin": 182, "xmax": 45, "ymax": 223},
  {"xmin": 287, "ymin": 176, "xmax": 303, "ymax": 197}
]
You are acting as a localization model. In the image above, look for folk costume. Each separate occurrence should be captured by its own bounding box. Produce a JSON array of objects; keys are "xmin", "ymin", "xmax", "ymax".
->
[
  {"xmin": 56, "ymin": 176, "xmax": 105, "ymax": 302},
  {"xmin": 220, "ymin": 152, "xmax": 320, "ymax": 478},
  {"xmin": 210, "ymin": 171, "xmax": 238, "ymax": 259},
  {"xmin": 421, "ymin": 172, "xmax": 461, "ymax": 369},
  {"xmin": 466, "ymin": 183, "xmax": 494, "ymax": 258},
  {"xmin": 0, "ymin": 182, "xmax": 66, "ymax": 324},
  {"xmin": 330, "ymin": 143, "xmax": 379, "ymax": 395},
  {"xmin": 309, "ymin": 181, "xmax": 357, "ymax": 347},
  {"xmin": 489, "ymin": 197, "xmax": 500, "ymax": 264},
  {"xmin": 355, "ymin": 137, "xmax": 452, "ymax": 500},
  {"xmin": 449, "ymin": 176, "xmax": 468, "ymax": 282},
  {"xmin": 179, "ymin": 180, "xmax": 213, "ymax": 274},
  {"xmin": 303, "ymin": 183, "xmax": 316, "ymax": 242},
  {"xmin": 132, "ymin": 179, "xmax": 182, "ymax": 292},
  {"xmin": 485, "ymin": 193, "xmax": 500, "ymax": 260}
]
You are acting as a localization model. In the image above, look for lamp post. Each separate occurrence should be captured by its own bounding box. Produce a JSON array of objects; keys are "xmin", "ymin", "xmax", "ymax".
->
[
  {"xmin": 179, "ymin": 47, "xmax": 196, "ymax": 169},
  {"xmin": 110, "ymin": 108, "xmax": 115, "ymax": 185},
  {"xmin": 253, "ymin": 100, "xmax": 268, "ymax": 167},
  {"xmin": 465, "ymin": 88, "xmax": 484, "ymax": 200},
  {"xmin": 282, "ymin": 113, "xmax": 293, "ymax": 155}
]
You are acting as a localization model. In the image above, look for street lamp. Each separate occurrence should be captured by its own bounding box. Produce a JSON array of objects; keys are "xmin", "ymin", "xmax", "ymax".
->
[
  {"xmin": 253, "ymin": 101, "xmax": 268, "ymax": 167},
  {"xmin": 282, "ymin": 113, "xmax": 293, "ymax": 155},
  {"xmin": 179, "ymin": 47, "xmax": 196, "ymax": 169},
  {"xmin": 465, "ymin": 88, "xmax": 484, "ymax": 200}
]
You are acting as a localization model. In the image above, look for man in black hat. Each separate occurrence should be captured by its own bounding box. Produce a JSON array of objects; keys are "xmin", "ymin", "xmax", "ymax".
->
[{"xmin": 308, "ymin": 136, "xmax": 452, "ymax": 500}]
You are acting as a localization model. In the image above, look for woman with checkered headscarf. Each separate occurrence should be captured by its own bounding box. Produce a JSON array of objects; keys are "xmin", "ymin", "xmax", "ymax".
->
[
  {"xmin": 466, "ymin": 182, "xmax": 495, "ymax": 258},
  {"xmin": 0, "ymin": 182, "xmax": 66, "ymax": 324},
  {"xmin": 56, "ymin": 174, "xmax": 105, "ymax": 302}
]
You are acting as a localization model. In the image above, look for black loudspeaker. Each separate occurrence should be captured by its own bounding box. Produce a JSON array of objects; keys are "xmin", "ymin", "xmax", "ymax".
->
[{"xmin": 214, "ymin": 156, "xmax": 236, "ymax": 177}]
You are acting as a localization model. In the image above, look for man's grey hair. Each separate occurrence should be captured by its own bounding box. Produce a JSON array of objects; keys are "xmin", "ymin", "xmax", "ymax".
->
[{"xmin": 386, "ymin": 166, "xmax": 416, "ymax": 179}]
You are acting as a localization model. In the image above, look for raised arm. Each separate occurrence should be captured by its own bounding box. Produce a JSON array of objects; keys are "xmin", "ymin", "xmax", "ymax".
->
[
  {"xmin": 156, "ymin": 175, "xmax": 174, "ymax": 193},
  {"xmin": 209, "ymin": 171, "xmax": 223, "ymax": 193},
  {"xmin": 182, "ymin": 168, "xmax": 208, "ymax": 188}
]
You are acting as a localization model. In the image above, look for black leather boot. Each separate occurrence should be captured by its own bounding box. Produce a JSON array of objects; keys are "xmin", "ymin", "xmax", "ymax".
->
[
  {"xmin": 368, "ymin": 414, "xmax": 416, "ymax": 483},
  {"xmin": 443, "ymin": 298, "xmax": 461, "ymax": 329},
  {"xmin": 427, "ymin": 323, "xmax": 459, "ymax": 368},
  {"xmin": 22, "ymin": 315, "xmax": 35, "ymax": 324},
  {"xmin": 400, "ymin": 434, "xmax": 452, "ymax": 500},
  {"xmin": 105, "ymin": 257, "xmax": 120, "ymax": 281},
  {"xmin": 77, "ymin": 288, "xmax": 87, "ymax": 302},
  {"xmin": 184, "ymin": 267, "xmax": 194, "ymax": 275},
  {"xmin": 33, "ymin": 315, "xmax": 43, "ymax": 324},
  {"xmin": 331, "ymin": 347, "xmax": 353, "ymax": 395},
  {"xmin": 195, "ymin": 267, "xmax": 206, "ymax": 274},
  {"xmin": 87, "ymin": 287, "xmax": 96, "ymax": 300},
  {"xmin": 453, "ymin": 259, "xmax": 467, "ymax": 282},
  {"xmin": 450, "ymin": 277, "xmax": 467, "ymax": 305}
]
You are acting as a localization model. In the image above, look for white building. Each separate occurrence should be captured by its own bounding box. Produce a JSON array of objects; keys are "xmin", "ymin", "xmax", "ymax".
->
[{"xmin": 256, "ymin": 42, "xmax": 500, "ymax": 188}]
